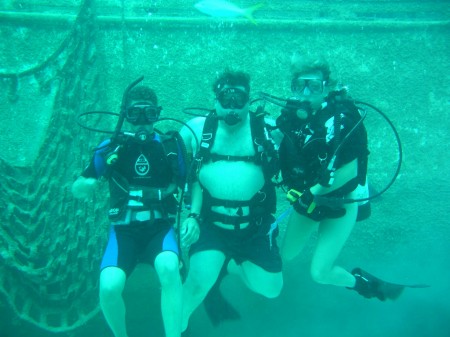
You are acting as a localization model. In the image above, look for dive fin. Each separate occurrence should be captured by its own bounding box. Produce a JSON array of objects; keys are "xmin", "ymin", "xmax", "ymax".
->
[
  {"xmin": 351, "ymin": 268, "xmax": 429, "ymax": 301},
  {"xmin": 376, "ymin": 278, "xmax": 405, "ymax": 301},
  {"xmin": 203, "ymin": 260, "xmax": 241, "ymax": 326}
]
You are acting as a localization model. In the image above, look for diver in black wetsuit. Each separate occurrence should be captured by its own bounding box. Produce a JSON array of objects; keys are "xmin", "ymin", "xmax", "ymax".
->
[{"xmin": 179, "ymin": 70, "xmax": 283, "ymax": 331}]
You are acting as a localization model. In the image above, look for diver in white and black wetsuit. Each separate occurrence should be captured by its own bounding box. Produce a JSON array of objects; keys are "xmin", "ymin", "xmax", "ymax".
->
[{"xmin": 279, "ymin": 52, "xmax": 413, "ymax": 301}]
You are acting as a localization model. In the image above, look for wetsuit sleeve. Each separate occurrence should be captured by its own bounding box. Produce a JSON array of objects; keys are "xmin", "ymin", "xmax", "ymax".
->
[
  {"xmin": 81, "ymin": 158, "xmax": 97, "ymax": 178},
  {"xmin": 81, "ymin": 139, "xmax": 111, "ymax": 179}
]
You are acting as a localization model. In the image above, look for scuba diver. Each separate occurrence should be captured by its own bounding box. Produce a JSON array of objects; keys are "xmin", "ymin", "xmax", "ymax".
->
[
  {"xmin": 72, "ymin": 80, "xmax": 197, "ymax": 337},
  {"xmin": 179, "ymin": 70, "xmax": 283, "ymax": 332},
  {"xmin": 272, "ymin": 52, "xmax": 416, "ymax": 301}
]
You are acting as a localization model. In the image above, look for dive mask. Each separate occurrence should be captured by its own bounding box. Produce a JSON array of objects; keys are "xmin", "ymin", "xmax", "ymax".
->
[
  {"xmin": 291, "ymin": 77, "xmax": 325, "ymax": 95},
  {"xmin": 217, "ymin": 87, "xmax": 249, "ymax": 109},
  {"xmin": 125, "ymin": 101, "xmax": 161, "ymax": 125}
]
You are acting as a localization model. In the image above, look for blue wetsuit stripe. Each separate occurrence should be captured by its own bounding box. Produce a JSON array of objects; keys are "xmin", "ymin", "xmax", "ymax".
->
[
  {"xmin": 162, "ymin": 227, "xmax": 179, "ymax": 255},
  {"xmin": 100, "ymin": 227, "xmax": 119, "ymax": 270},
  {"xmin": 94, "ymin": 139, "xmax": 111, "ymax": 178}
]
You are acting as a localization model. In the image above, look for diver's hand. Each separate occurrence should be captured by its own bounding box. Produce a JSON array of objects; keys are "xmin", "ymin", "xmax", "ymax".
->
[
  {"xmin": 287, "ymin": 189, "xmax": 315, "ymax": 214},
  {"xmin": 288, "ymin": 189, "xmax": 346, "ymax": 221},
  {"xmin": 72, "ymin": 177, "xmax": 97, "ymax": 199},
  {"xmin": 180, "ymin": 215, "xmax": 200, "ymax": 248}
]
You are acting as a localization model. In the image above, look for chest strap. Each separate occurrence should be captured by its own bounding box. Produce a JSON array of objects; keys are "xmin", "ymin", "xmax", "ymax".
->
[
  {"xmin": 203, "ymin": 188, "xmax": 270, "ymax": 229},
  {"xmin": 210, "ymin": 153, "xmax": 255, "ymax": 163},
  {"xmin": 211, "ymin": 213, "xmax": 251, "ymax": 230}
]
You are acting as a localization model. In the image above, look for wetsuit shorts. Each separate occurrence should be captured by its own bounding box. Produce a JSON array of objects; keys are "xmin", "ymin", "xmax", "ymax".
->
[
  {"xmin": 100, "ymin": 219, "xmax": 179, "ymax": 277},
  {"xmin": 189, "ymin": 214, "xmax": 282, "ymax": 273}
]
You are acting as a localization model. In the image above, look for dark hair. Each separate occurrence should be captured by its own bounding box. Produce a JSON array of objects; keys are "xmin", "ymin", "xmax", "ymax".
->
[
  {"xmin": 124, "ymin": 86, "xmax": 158, "ymax": 107},
  {"xmin": 290, "ymin": 52, "xmax": 334, "ymax": 85},
  {"xmin": 212, "ymin": 69, "xmax": 251, "ymax": 95}
]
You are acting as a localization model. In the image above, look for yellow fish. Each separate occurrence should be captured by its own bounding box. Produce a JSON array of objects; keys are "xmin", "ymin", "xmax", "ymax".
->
[{"xmin": 194, "ymin": 0, "xmax": 264, "ymax": 24}]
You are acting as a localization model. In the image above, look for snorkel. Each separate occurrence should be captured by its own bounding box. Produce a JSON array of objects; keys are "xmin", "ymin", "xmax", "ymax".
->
[{"xmin": 111, "ymin": 76, "xmax": 145, "ymax": 143}]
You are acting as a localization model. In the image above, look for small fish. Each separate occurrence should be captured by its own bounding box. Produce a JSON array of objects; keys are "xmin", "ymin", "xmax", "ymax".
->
[{"xmin": 194, "ymin": 0, "xmax": 264, "ymax": 24}]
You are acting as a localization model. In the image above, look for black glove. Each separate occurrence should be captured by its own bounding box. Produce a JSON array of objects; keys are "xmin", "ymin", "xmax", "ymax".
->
[
  {"xmin": 287, "ymin": 189, "xmax": 316, "ymax": 215},
  {"xmin": 287, "ymin": 189, "xmax": 346, "ymax": 221}
]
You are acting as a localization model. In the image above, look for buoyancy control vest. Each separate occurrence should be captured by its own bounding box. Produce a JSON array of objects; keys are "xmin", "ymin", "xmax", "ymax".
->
[
  {"xmin": 193, "ymin": 109, "xmax": 279, "ymax": 227},
  {"xmin": 89, "ymin": 131, "xmax": 187, "ymax": 223},
  {"xmin": 279, "ymin": 98, "xmax": 370, "ymax": 221},
  {"xmin": 280, "ymin": 98, "xmax": 368, "ymax": 189}
]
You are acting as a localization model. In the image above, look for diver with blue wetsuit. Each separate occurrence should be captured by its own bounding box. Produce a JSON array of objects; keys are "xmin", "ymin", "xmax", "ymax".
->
[{"xmin": 72, "ymin": 82, "xmax": 195, "ymax": 337}]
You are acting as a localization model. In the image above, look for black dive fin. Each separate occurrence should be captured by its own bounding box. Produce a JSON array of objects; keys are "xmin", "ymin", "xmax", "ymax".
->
[
  {"xmin": 203, "ymin": 261, "xmax": 241, "ymax": 326},
  {"xmin": 404, "ymin": 284, "xmax": 430, "ymax": 288},
  {"xmin": 351, "ymin": 268, "xmax": 429, "ymax": 301},
  {"xmin": 376, "ymin": 279, "xmax": 405, "ymax": 300}
]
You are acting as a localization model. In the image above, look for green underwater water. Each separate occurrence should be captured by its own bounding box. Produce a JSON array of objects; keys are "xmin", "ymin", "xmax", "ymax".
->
[{"xmin": 1, "ymin": 1, "xmax": 449, "ymax": 337}]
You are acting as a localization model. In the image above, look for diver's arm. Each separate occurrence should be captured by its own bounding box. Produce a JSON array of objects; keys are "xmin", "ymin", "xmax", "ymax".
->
[
  {"xmin": 71, "ymin": 176, "xmax": 98, "ymax": 199},
  {"xmin": 179, "ymin": 124, "xmax": 193, "ymax": 154},
  {"xmin": 179, "ymin": 117, "xmax": 205, "ymax": 246},
  {"xmin": 180, "ymin": 181, "xmax": 202, "ymax": 246},
  {"xmin": 310, "ymin": 158, "xmax": 358, "ymax": 196},
  {"xmin": 188, "ymin": 181, "xmax": 203, "ymax": 215},
  {"xmin": 179, "ymin": 117, "xmax": 204, "ymax": 156}
]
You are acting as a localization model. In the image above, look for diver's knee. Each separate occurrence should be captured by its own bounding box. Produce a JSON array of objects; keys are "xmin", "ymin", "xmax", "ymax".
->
[
  {"xmin": 99, "ymin": 268, "xmax": 126, "ymax": 301},
  {"xmin": 256, "ymin": 277, "xmax": 283, "ymax": 298},
  {"xmin": 310, "ymin": 266, "xmax": 329, "ymax": 285},
  {"xmin": 155, "ymin": 252, "xmax": 180, "ymax": 286},
  {"xmin": 263, "ymin": 286, "xmax": 282, "ymax": 299},
  {"xmin": 99, "ymin": 282, "xmax": 123, "ymax": 304}
]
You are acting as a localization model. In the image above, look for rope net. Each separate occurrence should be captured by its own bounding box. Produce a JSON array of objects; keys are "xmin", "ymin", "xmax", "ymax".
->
[{"xmin": 0, "ymin": 0, "xmax": 108, "ymax": 332}]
